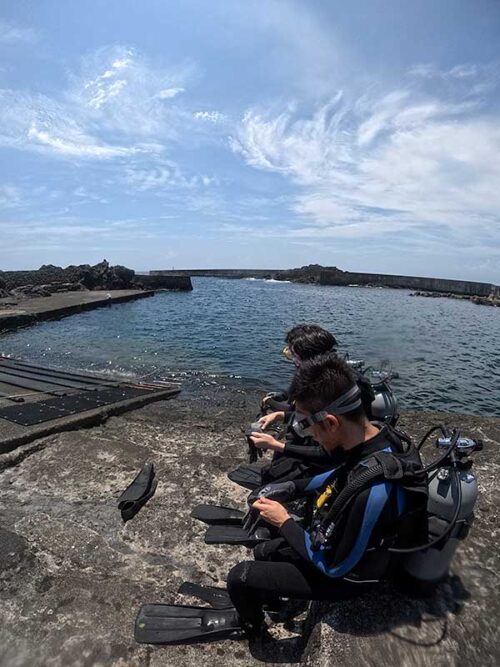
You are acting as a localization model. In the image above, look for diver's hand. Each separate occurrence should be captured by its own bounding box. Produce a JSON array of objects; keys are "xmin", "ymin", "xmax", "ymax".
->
[
  {"xmin": 252, "ymin": 498, "xmax": 291, "ymax": 528},
  {"xmin": 258, "ymin": 411, "xmax": 285, "ymax": 430},
  {"xmin": 250, "ymin": 432, "xmax": 285, "ymax": 452}
]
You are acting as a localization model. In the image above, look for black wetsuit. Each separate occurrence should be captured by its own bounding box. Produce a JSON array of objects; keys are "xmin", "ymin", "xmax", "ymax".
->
[
  {"xmin": 260, "ymin": 371, "xmax": 376, "ymax": 483},
  {"xmin": 227, "ymin": 426, "xmax": 425, "ymax": 627}
]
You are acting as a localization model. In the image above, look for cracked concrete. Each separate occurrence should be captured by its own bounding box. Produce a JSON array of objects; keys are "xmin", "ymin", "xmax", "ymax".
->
[{"xmin": 0, "ymin": 386, "xmax": 498, "ymax": 666}]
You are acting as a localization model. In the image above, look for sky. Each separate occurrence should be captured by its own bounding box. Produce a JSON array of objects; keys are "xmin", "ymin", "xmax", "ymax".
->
[{"xmin": 0, "ymin": 0, "xmax": 499, "ymax": 282}]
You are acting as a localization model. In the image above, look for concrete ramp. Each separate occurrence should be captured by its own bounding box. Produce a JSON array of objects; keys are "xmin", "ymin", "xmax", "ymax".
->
[{"xmin": 0, "ymin": 356, "xmax": 180, "ymax": 454}]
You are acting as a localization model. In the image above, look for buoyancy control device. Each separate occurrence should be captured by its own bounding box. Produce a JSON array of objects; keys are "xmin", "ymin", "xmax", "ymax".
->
[
  {"xmin": 309, "ymin": 424, "xmax": 482, "ymax": 590},
  {"xmin": 399, "ymin": 427, "xmax": 482, "ymax": 589}
]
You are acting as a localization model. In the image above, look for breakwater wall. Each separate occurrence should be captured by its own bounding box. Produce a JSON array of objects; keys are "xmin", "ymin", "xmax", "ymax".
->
[
  {"xmin": 319, "ymin": 269, "xmax": 498, "ymax": 296},
  {"xmin": 150, "ymin": 269, "xmax": 276, "ymax": 279},
  {"xmin": 133, "ymin": 274, "xmax": 193, "ymax": 291},
  {"xmin": 150, "ymin": 267, "xmax": 499, "ymax": 297}
]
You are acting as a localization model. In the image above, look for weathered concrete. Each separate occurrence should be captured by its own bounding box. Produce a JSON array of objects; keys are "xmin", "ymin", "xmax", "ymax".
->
[
  {"xmin": 0, "ymin": 290, "xmax": 155, "ymax": 332},
  {"xmin": 134, "ymin": 275, "xmax": 193, "ymax": 291},
  {"xmin": 0, "ymin": 386, "xmax": 497, "ymax": 667},
  {"xmin": 0, "ymin": 386, "xmax": 181, "ymax": 456},
  {"xmin": 319, "ymin": 268, "xmax": 498, "ymax": 297},
  {"xmin": 148, "ymin": 267, "xmax": 499, "ymax": 297},
  {"xmin": 150, "ymin": 269, "xmax": 276, "ymax": 279}
]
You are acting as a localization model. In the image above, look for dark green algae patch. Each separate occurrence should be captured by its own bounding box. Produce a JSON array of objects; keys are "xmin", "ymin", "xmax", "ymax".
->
[{"xmin": 0, "ymin": 385, "xmax": 498, "ymax": 666}]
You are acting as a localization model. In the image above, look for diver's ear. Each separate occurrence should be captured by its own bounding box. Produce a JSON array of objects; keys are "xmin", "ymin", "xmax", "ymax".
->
[{"xmin": 324, "ymin": 414, "xmax": 340, "ymax": 432}]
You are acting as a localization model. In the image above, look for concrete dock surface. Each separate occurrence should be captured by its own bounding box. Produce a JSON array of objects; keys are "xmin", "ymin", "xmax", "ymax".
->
[
  {"xmin": 0, "ymin": 290, "xmax": 155, "ymax": 332},
  {"xmin": 0, "ymin": 384, "xmax": 498, "ymax": 667}
]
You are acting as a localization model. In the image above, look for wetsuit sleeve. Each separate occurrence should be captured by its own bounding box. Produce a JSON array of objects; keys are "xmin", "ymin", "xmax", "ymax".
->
[
  {"xmin": 283, "ymin": 441, "xmax": 345, "ymax": 466},
  {"xmin": 280, "ymin": 482, "xmax": 392, "ymax": 578}
]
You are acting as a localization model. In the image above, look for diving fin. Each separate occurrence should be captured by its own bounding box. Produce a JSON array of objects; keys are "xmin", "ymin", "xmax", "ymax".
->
[
  {"xmin": 191, "ymin": 504, "xmax": 245, "ymax": 526},
  {"xmin": 134, "ymin": 603, "xmax": 243, "ymax": 644},
  {"xmin": 177, "ymin": 581, "xmax": 233, "ymax": 609},
  {"xmin": 227, "ymin": 463, "xmax": 263, "ymax": 491},
  {"xmin": 204, "ymin": 524, "xmax": 271, "ymax": 548},
  {"xmin": 117, "ymin": 462, "xmax": 157, "ymax": 522}
]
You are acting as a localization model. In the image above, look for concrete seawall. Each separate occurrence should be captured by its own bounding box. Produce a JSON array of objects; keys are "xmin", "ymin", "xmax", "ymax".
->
[
  {"xmin": 134, "ymin": 274, "xmax": 193, "ymax": 290},
  {"xmin": 150, "ymin": 269, "xmax": 275, "ymax": 279},
  {"xmin": 319, "ymin": 269, "xmax": 498, "ymax": 297},
  {"xmin": 150, "ymin": 267, "xmax": 499, "ymax": 297}
]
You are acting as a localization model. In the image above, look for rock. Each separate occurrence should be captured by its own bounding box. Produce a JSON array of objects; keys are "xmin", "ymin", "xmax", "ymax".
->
[
  {"xmin": 10, "ymin": 284, "xmax": 53, "ymax": 298},
  {"xmin": 0, "ymin": 388, "xmax": 498, "ymax": 666},
  {"xmin": 1, "ymin": 261, "xmax": 137, "ymax": 293}
]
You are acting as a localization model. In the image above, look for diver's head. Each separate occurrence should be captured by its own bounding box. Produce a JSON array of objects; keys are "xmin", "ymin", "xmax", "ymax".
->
[
  {"xmin": 289, "ymin": 353, "xmax": 367, "ymax": 450},
  {"xmin": 283, "ymin": 324, "xmax": 337, "ymax": 366}
]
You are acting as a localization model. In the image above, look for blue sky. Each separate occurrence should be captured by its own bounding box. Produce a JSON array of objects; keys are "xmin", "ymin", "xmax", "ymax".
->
[{"xmin": 0, "ymin": 0, "xmax": 499, "ymax": 281}]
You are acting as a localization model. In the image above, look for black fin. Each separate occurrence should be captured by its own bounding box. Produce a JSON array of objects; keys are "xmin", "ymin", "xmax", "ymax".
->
[
  {"xmin": 191, "ymin": 504, "xmax": 245, "ymax": 526},
  {"xmin": 134, "ymin": 604, "xmax": 243, "ymax": 644},
  {"xmin": 117, "ymin": 462, "xmax": 157, "ymax": 522},
  {"xmin": 204, "ymin": 525, "xmax": 271, "ymax": 548},
  {"xmin": 178, "ymin": 582, "xmax": 233, "ymax": 609},
  {"xmin": 227, "ymin": 463, "xmax": 263, "ymax": 490}
]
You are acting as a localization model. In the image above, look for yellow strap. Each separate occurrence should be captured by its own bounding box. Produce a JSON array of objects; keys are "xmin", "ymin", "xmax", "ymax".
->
[{"xmin": 316, "ymin": 485, "xmax": 334, "ymax": 509}]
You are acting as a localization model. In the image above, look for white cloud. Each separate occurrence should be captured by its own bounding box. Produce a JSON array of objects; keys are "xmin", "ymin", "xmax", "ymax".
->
[
  {"xmin": 0, "ymin": 46, "xmax": 195, "ymax": 161},
  {"xmin": 193, "ymin": 110, "xmax": 225, "ymax": 122},
  {"xmin": 0, "ymin": 19, "xmax": 36, "ymax": 44},
  {"xmin": 125, "ymin": 160, "xmax": 216, "ymax": 192},
  {"xmin": 232, "ymin": 68, "xmax": 500, "ymax": 246},
  {"xmin": 408, "ymin": 63, "xmax": 482, "ymax": 80},
  {"xmin": 158, "ymin": 87, "xmax": 185, "ymax": 99},
  {"xmin": 27, "ymin": 124, "xmax": 140, "ymax": 158}
]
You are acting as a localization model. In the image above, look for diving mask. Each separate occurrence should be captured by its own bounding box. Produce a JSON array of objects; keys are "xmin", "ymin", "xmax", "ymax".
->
[
  {"xmin": 293, "ymin": 385, "xmax": 362, "ymax": 437},
  {"xmin": 282, "ymin": 346, "xmax": 301, "ymax": 366}
]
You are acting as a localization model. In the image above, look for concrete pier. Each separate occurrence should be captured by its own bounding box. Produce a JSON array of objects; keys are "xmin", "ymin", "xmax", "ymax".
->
[{"xmin": 0, "ymin": 290, "xmax": 155, "ymax": 332}]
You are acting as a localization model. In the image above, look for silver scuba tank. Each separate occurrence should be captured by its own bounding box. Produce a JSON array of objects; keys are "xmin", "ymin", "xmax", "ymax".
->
[
  {"xmin": 402, "ymin": 445, "xmax": 479, "ymax": 584},
  {"xmin": 370, "ymin": 381, "xmax": 399, "ymax": 425}
]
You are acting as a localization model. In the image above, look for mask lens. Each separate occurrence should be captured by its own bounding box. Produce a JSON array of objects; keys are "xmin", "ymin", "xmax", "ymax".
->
[
  {"xmin": 293, "ymin": 412, "xmax": 314, "ymax": 437},
  {"xmin": 282, "ymin": 346, "xmax": 293, "ymax": 361}
]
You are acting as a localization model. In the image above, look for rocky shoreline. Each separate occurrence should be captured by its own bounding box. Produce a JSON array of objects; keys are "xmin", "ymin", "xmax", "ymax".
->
[
  {"xmin": 0, "ymin": 384, "xmax": 498, "ymax": 667},
  {"xmin": 410, "ymin": 290, "xmax": 500, "ymax": 307},
  {"xmin": 0, "ymin": 260, "xmax": 136, "ymax": 300}
]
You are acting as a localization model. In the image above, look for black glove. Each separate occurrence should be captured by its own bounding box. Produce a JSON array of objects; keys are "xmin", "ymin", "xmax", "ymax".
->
[{"xmin": 247, "ymin": 481, "xmax": 296, "ymax": 505}]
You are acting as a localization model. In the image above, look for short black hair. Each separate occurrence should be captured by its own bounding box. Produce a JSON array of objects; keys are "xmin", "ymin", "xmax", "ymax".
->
[
  {"xmin": 285, "ymin": 324, "xmax": 337, "ymax": 360},
  {"xmin": 289, "ymin": 353, "xmax": 365, "ymax": 423}
]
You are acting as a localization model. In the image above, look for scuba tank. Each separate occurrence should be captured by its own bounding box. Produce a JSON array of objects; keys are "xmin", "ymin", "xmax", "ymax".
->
[
  {"xmin": 370, "ymin": 379, "xmax": 399, "ymax": 425},
  {"xmin": 400, "ymin": 434, "xmax": 482, "ymax": 592},
  {"xmin": 345, "ymin": 355, "xmax": 399, "ymax": 426}
]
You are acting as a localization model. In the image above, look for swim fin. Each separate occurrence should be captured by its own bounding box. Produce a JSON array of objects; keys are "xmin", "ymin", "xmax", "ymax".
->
[
  {"xmin": 190, "ymin": 504, "xmax": 246, "ymax": 526},
  {"xmin": 227, "ymin": 463, "xmax": 263, "ymax": 491},
  {"xmin": 177, "ymin": 581, "xmax": 233, "ymax": 609},
  {"xmin": 204, "ymin": 524, "xmax": 271, "ymax": 548},
  {"xmin": 134, "ymin": 603, "xmax": 243, "ymax": 644},
  {"xmin": 117, "ymin": 462, "xmax": 157, "ymax": 522}
]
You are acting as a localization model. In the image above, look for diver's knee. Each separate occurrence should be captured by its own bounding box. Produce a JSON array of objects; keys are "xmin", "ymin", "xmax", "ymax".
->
[{"xmin": 227, "ymin": 561, "xmax": 251, "ymax": 590}]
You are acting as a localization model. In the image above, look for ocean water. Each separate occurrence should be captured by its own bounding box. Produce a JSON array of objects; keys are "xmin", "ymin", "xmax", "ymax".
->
[{"xmin": 1, "ymin": 278, "xmax": 499, "ymax": 416}]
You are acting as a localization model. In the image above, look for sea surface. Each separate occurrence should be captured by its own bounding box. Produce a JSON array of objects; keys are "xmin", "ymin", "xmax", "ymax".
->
[{"xmin": 1, "ymin": 278, "xmax": 499, "ymax": 416}]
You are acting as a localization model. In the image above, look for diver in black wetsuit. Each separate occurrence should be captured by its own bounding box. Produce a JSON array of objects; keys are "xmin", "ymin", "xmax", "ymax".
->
[
  {"xmin": 247, "ymin": 324, "xmax": 376, "ymax": 484},
  {"xmin": 253, "ymin": 325, "xmax": 344, "ymax": 482},
  {"xmin": 226, "ymin": 354, "xmax": 426, "ymax": 632}
]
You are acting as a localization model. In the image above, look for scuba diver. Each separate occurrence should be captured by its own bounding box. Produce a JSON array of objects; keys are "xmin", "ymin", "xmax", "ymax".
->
[
  {"xmin": 135, "ymin": 354, "xmax": 436, "ymax": 644},
  {"xmin": 229, "ymin": 323, "xmax": 397, "ymax": 490},
  {"xmin": 224, "ymin": 354, "xmax": 428, "ymax": 635}
]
